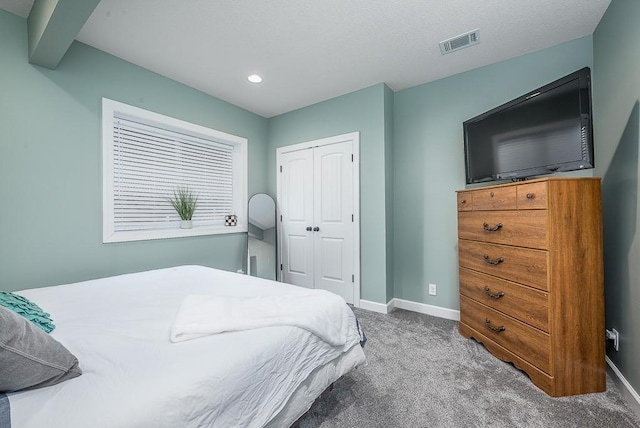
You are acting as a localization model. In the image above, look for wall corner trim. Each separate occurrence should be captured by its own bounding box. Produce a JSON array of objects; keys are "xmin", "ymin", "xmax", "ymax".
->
[
  {"xmin": 606, "ymin": 356, "xmax": 640, "ymax": 419},
  {"xmin": 359, "ymin": 299, "xmax": 394, "ymax": 314}
]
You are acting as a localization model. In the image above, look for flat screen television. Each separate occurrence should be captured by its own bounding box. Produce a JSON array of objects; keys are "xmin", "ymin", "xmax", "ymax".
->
[{"xmin": 463, "ymin": 67, "xmax": 594, "ymax": 184}]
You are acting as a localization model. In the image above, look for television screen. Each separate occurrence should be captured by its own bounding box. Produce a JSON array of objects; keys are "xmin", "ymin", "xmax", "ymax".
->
[{"xmin": 463, "ymin": 67, "xmax": 594, "ymax": 184}]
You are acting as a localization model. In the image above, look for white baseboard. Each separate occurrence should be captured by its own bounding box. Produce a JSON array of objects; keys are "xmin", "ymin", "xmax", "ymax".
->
[
  {"xmin": 358, "ymin": 297, "xmax": 460, "ymax": 321},
  {"xmin": 606, "ymin": 356, "xmax": 640, "ymax": 419},
  {"xmin": 358, "ymin": 299, "xmax": 393, "ymax": 314},
  {"xmin": 391, "ymin": 298, "xmax": 460, "ymax": 321}
]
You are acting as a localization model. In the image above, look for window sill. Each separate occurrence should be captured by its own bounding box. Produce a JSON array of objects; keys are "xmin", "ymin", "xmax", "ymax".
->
[{"xmin": 103, "ymin": 224, "xmax": 248, "ymax": 243}]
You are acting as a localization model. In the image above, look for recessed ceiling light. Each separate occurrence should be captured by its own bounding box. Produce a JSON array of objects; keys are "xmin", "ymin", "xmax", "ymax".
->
[{"xmin": 247, "ymin": 74, "xmax": 263, "ymax": 84}]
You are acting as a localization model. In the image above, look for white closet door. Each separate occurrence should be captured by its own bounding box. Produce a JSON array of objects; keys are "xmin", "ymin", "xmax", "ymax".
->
[
  {"xmin": 280, "ymin": 149, "xmax": 315, "ymax": 289},
  {"xmin": 313, "ymin": 141, "xmax": 354, "ymax": 302}
]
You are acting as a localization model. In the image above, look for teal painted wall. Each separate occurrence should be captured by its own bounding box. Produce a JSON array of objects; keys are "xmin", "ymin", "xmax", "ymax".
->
[
  {"xmin": 0, "ymin": 11, "xmax": 268, "ymax": 292},
  {"xmin": 393, "ymin": 37, "xmax": 594, "ymax": 310},
  {"xmin": 593, "ymin": 0, "xmax": 640, "ymax": 401},
  {"xmin": 267, "ymin": 84, "xmax": 389, "ymax": 303}
]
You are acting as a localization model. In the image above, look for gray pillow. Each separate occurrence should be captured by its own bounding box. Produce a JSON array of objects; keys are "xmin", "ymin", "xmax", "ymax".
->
[{"xmin": 0, "ymin": 305, "xmax": 82, "ymax": 392}]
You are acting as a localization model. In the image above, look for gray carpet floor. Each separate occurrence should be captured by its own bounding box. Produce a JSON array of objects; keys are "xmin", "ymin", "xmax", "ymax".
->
[{"xmin": 298, "ymin": 308, "xmax": 640, "ymax": 428}]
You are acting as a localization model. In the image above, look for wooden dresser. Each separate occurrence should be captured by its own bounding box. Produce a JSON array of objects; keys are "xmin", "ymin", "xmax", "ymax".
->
[{"xmin": 456, "ymin": 177, "xmax": 605, "ymax": 396}]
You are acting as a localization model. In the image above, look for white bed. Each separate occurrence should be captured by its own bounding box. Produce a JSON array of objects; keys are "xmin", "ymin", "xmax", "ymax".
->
[{"xmin": 6, "ymin": 265, "xmax": 366, "ymax": 427}]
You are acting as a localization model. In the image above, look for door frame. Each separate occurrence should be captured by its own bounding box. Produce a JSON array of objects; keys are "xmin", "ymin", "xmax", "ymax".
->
[{"xmin": 276, "ymin": 132, "xmax": 361, "ymax": 307}]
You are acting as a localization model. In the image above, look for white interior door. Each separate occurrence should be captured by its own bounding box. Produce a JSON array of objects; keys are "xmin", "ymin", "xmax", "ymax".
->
[
  {"xmin": 278, "ymin": 133, "xmax": 359, "ymax": 305},
  {"xmin": 280, "ymin": 149, "xmax": 314, "ymax": 289},
  {"xmin": 313, "ymin": 141, "xmax": 353, "ymax": 302}
]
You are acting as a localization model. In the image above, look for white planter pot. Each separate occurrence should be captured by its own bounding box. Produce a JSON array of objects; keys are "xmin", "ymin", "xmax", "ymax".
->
[{"xmin": 180, "ymin": 220, "xmax": 193, "ymax": 229}]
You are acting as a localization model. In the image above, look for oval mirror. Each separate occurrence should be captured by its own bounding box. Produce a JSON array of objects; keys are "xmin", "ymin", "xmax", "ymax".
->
[{"xmin": 248, "ymin": 193, "xmax": 277, "ymax": 280}]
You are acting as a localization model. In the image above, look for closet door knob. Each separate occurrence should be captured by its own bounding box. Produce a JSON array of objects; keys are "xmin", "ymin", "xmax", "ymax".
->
[
  {"xmin": 306, "ymin": 226, "xmax": 312, "ymax": 231},
  {"xmin": 313, "ymin": 227, "xmax": 320, "ymax": 232}
]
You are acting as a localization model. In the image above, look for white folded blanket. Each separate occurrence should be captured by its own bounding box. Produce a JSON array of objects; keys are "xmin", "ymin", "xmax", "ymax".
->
[{"xmin": 170, "ymin": 290, "xmax": 351, "ymax": 346}]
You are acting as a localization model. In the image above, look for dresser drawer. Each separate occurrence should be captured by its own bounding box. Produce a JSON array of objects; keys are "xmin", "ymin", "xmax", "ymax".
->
[
  {"xmin": 471, "ymin": 186, "xmax": 517, "ymax": 210},
  {"xmin": 459, "ymin": 268, "xmax": 549, "ymax": 332},
  {"xmin": 460, "ymin": 296, "xmax": 551, "ymax": 374},
  {"xmin": 517, "ymin": 181, "xmax": 548, "ymax": 210},
  {"xmin": 458, "ymin": 211, "xmax": 548, "ymax": 249},
  {"xmin": 457, "ymin": 192, "xmax": 472, "ymax": 211},
  {"xmin": 458, "ymin": 240, "xmax": 549, "ymax": 291}
]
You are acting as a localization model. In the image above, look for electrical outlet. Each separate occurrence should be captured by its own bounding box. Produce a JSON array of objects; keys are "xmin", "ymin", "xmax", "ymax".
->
[
  {"xmin": 606, "ymin": 328, "xmax": 620, "ymax": 351},
  {"xmin": 428, "ymin": 283, "xmax": 437, "ymax": 296}
]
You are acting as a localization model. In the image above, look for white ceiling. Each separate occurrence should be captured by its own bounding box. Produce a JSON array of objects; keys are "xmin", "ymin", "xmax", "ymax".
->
[{"xmin": 2, "ymin": 0, "xmax": 610, "ymax": 118}]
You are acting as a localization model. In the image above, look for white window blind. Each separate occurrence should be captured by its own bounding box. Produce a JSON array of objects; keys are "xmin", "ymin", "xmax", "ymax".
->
[
  {"xmin": 113, "ymin": 116, "xmax": 234, "ymax": 231},
  {"xmin": 103, "ymin": 98, "xmax": 247, "ymax": 243}
]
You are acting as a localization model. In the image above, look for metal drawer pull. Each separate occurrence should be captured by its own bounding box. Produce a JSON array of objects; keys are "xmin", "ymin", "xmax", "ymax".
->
[
  {"xmin": 483, "ymin": 222, "xmax": 503, "ymax": 232},
  {"xmin": 483, "ymin": 254, "xmax": 504, "ymax": 265},
  {"xmin": 460, "ymin": 199, "xmax": 466, "ymax": 204},
  {"xmin": 484, "ymin": 286, "xmax": 505, "ymax": 299},
  {"xmin": 485, "ymin": 318, "xmax": 506, "ymax": 333},
  {"xmin": 526, "ymin": 193, "xmax": 534, "ymax": 200}
]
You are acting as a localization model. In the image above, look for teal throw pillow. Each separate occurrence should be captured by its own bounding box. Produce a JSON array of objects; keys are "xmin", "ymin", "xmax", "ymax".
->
[{"xmin": 0, "ymin": 291, "xmax": 55, "ymax": 333}]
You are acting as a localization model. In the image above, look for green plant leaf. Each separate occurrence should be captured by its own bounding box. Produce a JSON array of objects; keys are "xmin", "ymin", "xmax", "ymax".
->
[{"xmin": 168, "ymin": 186, "xmax": 198, "ymax": 220}]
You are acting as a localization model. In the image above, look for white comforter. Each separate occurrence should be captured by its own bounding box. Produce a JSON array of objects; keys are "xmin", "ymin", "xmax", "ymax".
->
[
  {"xmin": 171, "ymin": 291, "xmax": 351, "ymax": 346},
  {"xmin": 8, "ymin": 266, "xmax": 365, "ymax": 428}
]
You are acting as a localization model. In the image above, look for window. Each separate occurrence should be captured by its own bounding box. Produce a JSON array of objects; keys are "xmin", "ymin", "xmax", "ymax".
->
[{"xmin": 102, "ymin": 98, "xmax": 247, "ymax": 243}]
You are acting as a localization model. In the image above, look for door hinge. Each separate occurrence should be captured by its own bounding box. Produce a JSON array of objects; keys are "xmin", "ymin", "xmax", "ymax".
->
[
  {"xmin": 352, "ymin": 214, "xmax": 354, "ymax": 222},
  {"xmin": 352, "ymin": 274, "xmax": 355, "ymax": 283},
  {"xmin": 351, "ymin": 154, "xmax": 354, "ymax": 162},
  {"xmin": 280, "ymin": 165, "xmax": 282, "ymax": 172},
  {"xmin": 280, "ymin": 215, "xmax": 282, "ymax": 221},
  {"xmin": 280, "ymin": 264, "xmax": 283, "ymax": 271}
]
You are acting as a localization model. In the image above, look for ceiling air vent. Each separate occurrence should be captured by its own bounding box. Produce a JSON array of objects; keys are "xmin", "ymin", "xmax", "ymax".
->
[{"xmin": 439, "ymin": 29, "xmax": 480, "ymax": 55}]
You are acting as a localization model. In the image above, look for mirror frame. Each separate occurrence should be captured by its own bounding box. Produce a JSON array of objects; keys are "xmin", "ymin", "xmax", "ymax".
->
[{"xmin": 247, "ymin": 193, "xmax": 277, "ymax": 280}]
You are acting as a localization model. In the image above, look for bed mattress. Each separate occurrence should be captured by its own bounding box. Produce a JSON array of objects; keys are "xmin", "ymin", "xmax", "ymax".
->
[{"xmin": 7, "ymin": 265, "xmax": 366, "ymax": 427}]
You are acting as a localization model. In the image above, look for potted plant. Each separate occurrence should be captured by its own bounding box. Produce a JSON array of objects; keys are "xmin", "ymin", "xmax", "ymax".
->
[{"xmin": 169, "ymin": 186, "xmax": 198, "ymax": 229}]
